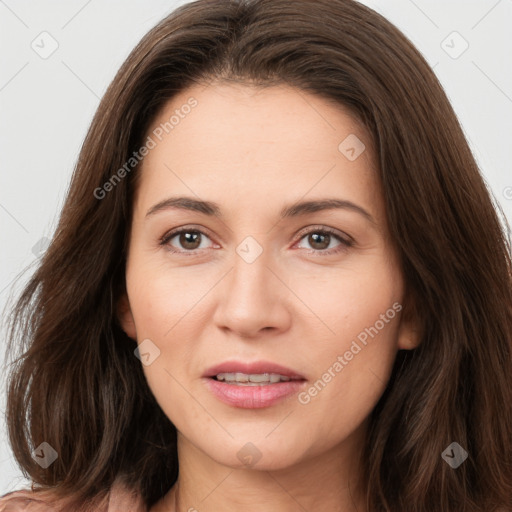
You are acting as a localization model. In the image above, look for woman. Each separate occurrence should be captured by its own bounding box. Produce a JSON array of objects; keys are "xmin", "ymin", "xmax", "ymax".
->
[{"xmin": 1, "ymin": 0, "xmax": 511, "ymax": 510}]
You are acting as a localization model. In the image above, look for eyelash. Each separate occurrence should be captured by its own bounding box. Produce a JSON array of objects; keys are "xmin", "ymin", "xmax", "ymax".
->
[{"xmin": 159, "ymin": 225, "xmax": 354, "ymax": 257}]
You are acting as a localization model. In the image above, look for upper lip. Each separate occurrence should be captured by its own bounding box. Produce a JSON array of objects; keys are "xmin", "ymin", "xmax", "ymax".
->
[{"xmin": 203, "ymin": 360, "xmax": 306, "ymax": 379}]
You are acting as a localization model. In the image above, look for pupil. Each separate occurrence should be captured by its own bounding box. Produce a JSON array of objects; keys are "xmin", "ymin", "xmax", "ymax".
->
[
  {"xmin": 180, "ymin": 232, "xmax": 200, "ymax": 249},
  {"xmin": 310, "ymin": 232, "xmax": 329, "ymax": 250}
]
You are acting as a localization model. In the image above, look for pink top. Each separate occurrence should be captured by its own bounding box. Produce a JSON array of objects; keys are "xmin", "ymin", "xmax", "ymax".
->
[{"xmin": 0, "ymin": 479, "xmax": 147, "ymax": 511}]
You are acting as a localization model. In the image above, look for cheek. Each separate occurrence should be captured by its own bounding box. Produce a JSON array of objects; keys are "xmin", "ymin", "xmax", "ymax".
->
[
  {"xmin": 125, "ymin": 262, "xmax": 201, "ymax": 425},
  {"xmin": 126, "ymin": 255, "xmax": 213, "ymax": 340},
  {"xmin": 292, "ymin": 248, "xmax": 402, "ymax": 345},
  {"xmin": 125, "ymin": 257, "xmax": 216, "ymax": 399},
  {"xmin": 290, "ymin": 257, "xmax": 402, "ymax": 440},
  {"xmin": 292, "ymin": 318, "xmax": 399, "ymax": 458}
]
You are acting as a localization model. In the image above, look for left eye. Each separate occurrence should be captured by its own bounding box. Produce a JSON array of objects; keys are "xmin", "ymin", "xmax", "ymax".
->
[{"xmin": 296, "ymin": 230, "xmax": 347, "ymax": 252}]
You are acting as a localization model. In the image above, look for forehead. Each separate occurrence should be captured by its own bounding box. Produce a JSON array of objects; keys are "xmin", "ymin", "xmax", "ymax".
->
[
  {"xmin": 134, "ymin": 82, "xmax": 382, "ymax": 223},
  {"xmin": 147, "ymin": 81, "xmax": 371, "ymax": 158}
]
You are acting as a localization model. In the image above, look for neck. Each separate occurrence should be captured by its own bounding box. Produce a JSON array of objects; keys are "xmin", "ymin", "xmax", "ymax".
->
[{"xmin": 158, "ymin": 427, "xmax": 368, "ymax": 512}]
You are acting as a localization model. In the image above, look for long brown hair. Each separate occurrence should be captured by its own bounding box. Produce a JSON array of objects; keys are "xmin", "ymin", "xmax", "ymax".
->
[{"xmin": 2, "ymin": 0, "xmax": 511, "ymax": 510}]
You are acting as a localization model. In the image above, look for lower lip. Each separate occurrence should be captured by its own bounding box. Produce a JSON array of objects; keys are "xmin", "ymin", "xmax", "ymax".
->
[{"xmin": 204, "ymin": 378, "xmax": 307, "ymax": 409}]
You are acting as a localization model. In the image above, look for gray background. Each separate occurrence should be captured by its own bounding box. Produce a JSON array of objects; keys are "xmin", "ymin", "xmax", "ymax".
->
[{"xmin": 1, "ymin": 0, "xmax": 511, "ymax": 494}]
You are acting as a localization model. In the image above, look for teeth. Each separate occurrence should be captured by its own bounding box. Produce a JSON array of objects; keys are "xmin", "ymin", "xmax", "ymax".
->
[{"xmin": 215, "ymin": 372, "xmax": 292, "ymax": 384}]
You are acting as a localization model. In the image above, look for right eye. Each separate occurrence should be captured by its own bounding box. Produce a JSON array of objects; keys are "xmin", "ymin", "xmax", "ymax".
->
[{"xmin": 160, "ymin": 227, "xmax": 217, "ymax": 255}]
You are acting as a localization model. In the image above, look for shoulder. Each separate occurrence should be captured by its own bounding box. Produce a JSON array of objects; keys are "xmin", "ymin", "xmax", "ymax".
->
[
  {"xmin": 0, "ymin": 488, "xmax": 56, "ymax": 511},
  {"xmin": 0, "ymin": 480, "xmax": 146, "ymax": 511}
]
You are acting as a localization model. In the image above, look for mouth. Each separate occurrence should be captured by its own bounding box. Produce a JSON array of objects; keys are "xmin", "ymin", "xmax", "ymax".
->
[
  {"xmin": 202, "ymin": 360, "xmax": 307, "ymax": 408},
  {"xmin": 203, "ymin": 360, "xmax": 306, "ymax": 380},
  {"xmin": 211, "ymin": 372, "xmax": 303, "ymax": 385}
]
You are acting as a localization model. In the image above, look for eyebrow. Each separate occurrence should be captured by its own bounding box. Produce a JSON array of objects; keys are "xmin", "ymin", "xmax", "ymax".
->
[{"xmin": 145, "ymin": 196, "xmax": 376, "ymax": 225}]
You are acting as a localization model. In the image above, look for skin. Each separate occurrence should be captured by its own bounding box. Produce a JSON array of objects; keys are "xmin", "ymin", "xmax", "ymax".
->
[{"xmin": 118, "ymin": 82, "xmax": 420, "ymax": 512}]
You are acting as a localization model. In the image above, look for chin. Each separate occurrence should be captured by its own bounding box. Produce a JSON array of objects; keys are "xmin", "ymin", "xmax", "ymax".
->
[{"xmin": 206, "ymin": 439, "xmax": 306, "ymax": 472}]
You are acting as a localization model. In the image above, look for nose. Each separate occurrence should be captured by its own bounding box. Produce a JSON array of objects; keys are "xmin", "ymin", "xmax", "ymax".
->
[{"xmin": 212, "ymin": 249, "xmax": 292, "ymax": 339}]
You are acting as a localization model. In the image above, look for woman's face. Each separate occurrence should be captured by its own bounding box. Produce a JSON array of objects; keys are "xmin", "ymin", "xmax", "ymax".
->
[{"xmin": 120, "ymin": 82, "xmax": 419, "ymax": 472}]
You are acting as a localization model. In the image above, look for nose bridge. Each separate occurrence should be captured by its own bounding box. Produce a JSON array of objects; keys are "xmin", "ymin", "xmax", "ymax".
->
[
  {"xmin": 231, "ymin": 246, "xmax": 270, "ymax": 299},
  {"xmin": 213, "ymin": 240, "xmax": 289, "ymax": 336}
]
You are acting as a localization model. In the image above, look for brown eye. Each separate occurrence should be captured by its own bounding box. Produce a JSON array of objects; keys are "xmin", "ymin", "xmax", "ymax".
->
[
  {"xmin": 307, "ymin": 232, "xmax": 331, "ymax": 250},
  {"xmin": 177, "ymin": 231, "xmax": 202, "ymax": 250},
  {"xmin": 160, "ymin": 228, "xmax": 213, "ymax": 254},
  {"xmin": 296, "ymin": 227, "xmax": 353, "ymax": 255}
]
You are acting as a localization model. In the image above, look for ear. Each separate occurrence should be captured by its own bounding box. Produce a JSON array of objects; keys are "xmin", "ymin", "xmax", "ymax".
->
[
  {"xmin": 396, "ymin": 300, "xmax": 422, "ymax": 351},
  {"xmin": 117, "ymin": 293, "xmax": 137, "ymax": 340}
]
